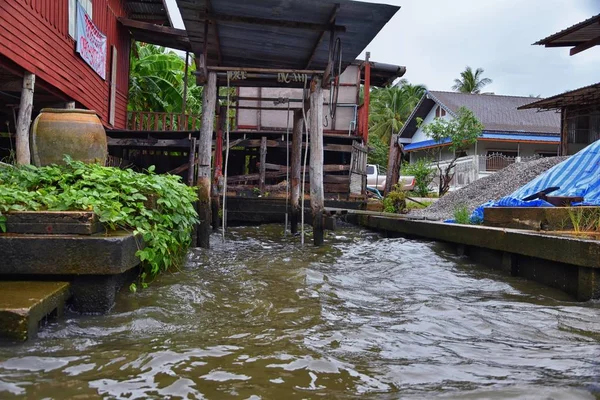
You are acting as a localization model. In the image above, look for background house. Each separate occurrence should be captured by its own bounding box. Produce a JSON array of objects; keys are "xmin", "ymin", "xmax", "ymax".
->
[
  {"xmin": 398, "ymin": 90, "xmax": 561, "ymax": 189},
  {"xmin": 517, "ymin": 14, "xmax": 600, "ymax": 155}
]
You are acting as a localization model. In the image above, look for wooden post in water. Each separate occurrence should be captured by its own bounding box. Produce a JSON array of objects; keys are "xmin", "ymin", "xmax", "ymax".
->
[
  {"xmin": 16, "ymin": 72, "xmax": 35, "ymax": 165},
  {"xmin": 259, "ymin": 136, "xmax": 267, "ymax": 194},
  {"xmin": 211, "ymin": 106, "xmax": 225, "ymax": 231},
  {"xmin": 309, "ymin": 76, "xmax": 325, "ymax": 246},
  {"xmin": 290, "ymin": 109, "xmax": 303, "ymax": 234},
  {"xmin": 196, "ymin": 71, "xmax": 217, "ymax": 248}
]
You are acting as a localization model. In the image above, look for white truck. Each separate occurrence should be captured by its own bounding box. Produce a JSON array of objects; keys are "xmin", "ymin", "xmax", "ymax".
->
[{"xmin": 366, "ymin": 164, "xmax": 415, "ymax": 192}]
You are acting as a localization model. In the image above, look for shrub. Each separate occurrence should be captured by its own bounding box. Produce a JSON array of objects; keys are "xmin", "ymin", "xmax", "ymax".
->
[
  {"xmin": 453, "ymin": 204, "xmax": 471, "ymax": 224},
  {"xmin": 402, "ymin": 159, "xmax": 435, "ymax": 197},
  {"xmin": 383, "ymin": 186, "xmax": 407, "ymax": 213},
  {"xmin": 0, "ymin": 158, "xmax": 198, "ymax": 290}
]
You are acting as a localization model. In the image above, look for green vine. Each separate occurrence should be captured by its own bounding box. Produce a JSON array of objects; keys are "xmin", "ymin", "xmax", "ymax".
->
[{"xmin": 0, "ymin": 157, "xmax": 198, "ymax": 290}]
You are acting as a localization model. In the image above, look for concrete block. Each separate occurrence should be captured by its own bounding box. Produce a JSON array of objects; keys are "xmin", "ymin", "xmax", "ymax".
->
[
  {"xmin": 5, "ymin": 211, "xmax": 101, "ymax": 235},
  {"xmin": 0, "ymin": 230, "xmax": 140, "ymax": 275},
  {"xmin": 0, "ymin": 281, "xmax": 70, "ymax": 342}
]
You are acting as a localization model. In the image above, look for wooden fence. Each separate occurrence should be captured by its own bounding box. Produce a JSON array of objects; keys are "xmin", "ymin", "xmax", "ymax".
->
[{"xmin": 127, "ymin": 112, "xmax": 202, "ymax": 131}]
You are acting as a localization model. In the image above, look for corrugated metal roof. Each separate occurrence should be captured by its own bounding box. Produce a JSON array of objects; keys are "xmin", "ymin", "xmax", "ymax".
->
[
  {"xmin": 518, "ymin": 82, "xmax": 600, "ymax": 111},
  {"xmin": 404, "ymin": 132, "xmax": 560, "ymax": 152},
  {"xmin": 400, "ymin": 91, "xmax": 561, "ymax": 138},
  {"xmin": 176, "ymin": 0, "xmax": 399, "ymax": 70},
  {"xmin": 534, "ymin": 14, "xmax": 600, "ymax": 47},
  {"xmin": 124, "ymin": 0, "xmax": 172, "ymax": 26}
]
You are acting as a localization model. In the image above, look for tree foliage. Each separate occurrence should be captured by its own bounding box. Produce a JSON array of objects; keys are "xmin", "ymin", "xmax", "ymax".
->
[
  {"xmin": 367, "ymin": 80, "xmax": 426, "ymax": 166},
  {"xmin": 419, "ymin": 106, "xmax": 484, "ymax": 195},
  {"xmin": 451, "ymin": 66, "xmax": 492, "ymax": 94},
  {"xmin": 369, "ymin": 80, "xmax": 427, "ymax": 144},
  {"xmin": 129, "ymin": 42, "xmax": 203, "ymax": 115}
]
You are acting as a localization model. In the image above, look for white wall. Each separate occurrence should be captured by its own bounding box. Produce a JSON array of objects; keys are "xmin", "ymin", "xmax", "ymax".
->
[
  {"xmin": 237, "ymin": 65, "xmax": 360, "ymax": 133},
  {"xmin": 476, "ymin": 141, "xmax": 559, "ymax": 157},
  {"xmin": 411, "ymin": 104, "xmax": 452, "ymax": 143}
]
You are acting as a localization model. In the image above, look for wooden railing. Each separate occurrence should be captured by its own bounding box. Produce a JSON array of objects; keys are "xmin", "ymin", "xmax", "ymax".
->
[{"xmin": 127, "ymin": 111, "xmax": 202, "ymax": 131}]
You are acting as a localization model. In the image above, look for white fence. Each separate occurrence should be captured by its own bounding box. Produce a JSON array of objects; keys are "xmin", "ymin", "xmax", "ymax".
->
[{"xmin": 429, "ymin": 153, "xmax": 542, "ymax": 192}]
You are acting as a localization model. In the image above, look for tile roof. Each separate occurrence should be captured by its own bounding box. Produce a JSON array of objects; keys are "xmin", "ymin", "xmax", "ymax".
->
[{"xmin": 400, "ymin": 91, "xmax": 561, "ymax": 138}]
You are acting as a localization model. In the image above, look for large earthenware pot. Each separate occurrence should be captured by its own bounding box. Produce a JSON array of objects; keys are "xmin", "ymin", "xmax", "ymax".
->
[{"xmin": 30, "ymin": 108, "xmax": 108, "ymax": 166}]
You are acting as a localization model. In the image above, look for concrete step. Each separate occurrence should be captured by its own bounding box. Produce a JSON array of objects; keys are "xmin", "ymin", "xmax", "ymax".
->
[{"xmin": 0, "ymin": 281, "xmax": 70, "ymax": 342}]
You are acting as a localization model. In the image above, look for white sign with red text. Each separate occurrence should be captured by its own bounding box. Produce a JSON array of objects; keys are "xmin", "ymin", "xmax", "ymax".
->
[{"xmin": 75, "ymin": 2, "xmax": 107, "ymax": 80}]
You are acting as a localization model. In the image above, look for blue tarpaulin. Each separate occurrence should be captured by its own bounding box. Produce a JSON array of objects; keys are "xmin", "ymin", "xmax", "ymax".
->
[{"xmin": 471, "ymin": 140, "xmax": 600, "ymax": 222}]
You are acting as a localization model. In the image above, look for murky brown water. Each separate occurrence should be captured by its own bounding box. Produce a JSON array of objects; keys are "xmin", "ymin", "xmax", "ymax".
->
[{"xmin": 1, "ymin": 225, "xmax": 600, "ymax": 399}]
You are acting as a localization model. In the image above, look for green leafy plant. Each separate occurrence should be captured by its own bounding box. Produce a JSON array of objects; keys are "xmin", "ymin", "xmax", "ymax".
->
[
  {"xmin": 406, "ymin": 199, "xmax": 433, "ymax": 210},
  {"xmin": 453, "ymin": 204, "xmax": 471, "ymax": 224},
  {"xmin": 0, "ymin": 158, "xmax": 198, "ymax": 288},
  {"xmin": 402, "ymin": 159, "xmax": 435, "ymax": 197},
  {"xmin": 383, "ymin": 186, "xmax": 407, "ymax": 213}
]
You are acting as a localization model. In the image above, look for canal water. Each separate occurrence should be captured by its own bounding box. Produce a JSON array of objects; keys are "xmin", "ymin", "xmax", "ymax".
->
[{"xmin": 1, "ymin": 225, "xmax": 600, "ymax": 399}]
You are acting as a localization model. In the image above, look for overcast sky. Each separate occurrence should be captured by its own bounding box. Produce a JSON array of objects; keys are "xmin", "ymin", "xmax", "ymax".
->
[{"xmin": 165, "ymin": 0, "xmax": 599, "ymax": 97}]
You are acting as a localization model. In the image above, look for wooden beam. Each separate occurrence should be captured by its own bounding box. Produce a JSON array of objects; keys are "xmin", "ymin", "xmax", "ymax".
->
[
  {"xmin": 199, "ymin": 13, "xmax": 346, "ymax": 32},
  {"xmin": 207, "ymin": 66, "xmax": 324, "ymax": 74},
  {"xmin": 107, "ymin": 138, "xmax": 190, "ymax": 147},
  {"xmin": 118, "ymin": 17, "xmax": 188, "ymax": 37},
  {"xmin": 259, "ymin": 136, "xmax": 267, "ymax": 193},
  {"xmin": 570, "ymin": 35, "xmax": 600, "ymax": 56},
  {"xmin": 305, "ymin": 4, "xmax": 340, "ymax": 69}
]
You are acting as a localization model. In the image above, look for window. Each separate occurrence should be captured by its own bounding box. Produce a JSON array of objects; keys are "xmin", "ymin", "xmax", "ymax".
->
[
  {"xmin": 434, "ymin": 106, "xmax": 446, "ymax": 118},
  {"xmin": 69, "ymin": 0, "xmax": 93, "ymax": 38},
  {"xmin": 366, "ymin": 165, "xmax": 375, "ymax": 175}
]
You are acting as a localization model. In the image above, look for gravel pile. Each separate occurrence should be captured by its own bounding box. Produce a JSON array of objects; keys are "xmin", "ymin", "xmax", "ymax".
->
[{"xmin": 409, "ymin": 156, "xmax": 569, "ymax": 221}]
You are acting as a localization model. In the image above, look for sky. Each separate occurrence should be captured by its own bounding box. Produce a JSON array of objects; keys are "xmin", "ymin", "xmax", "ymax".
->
[{"xmin": 165, "ymin": 0, "xmax": 599, "ymax": 97}]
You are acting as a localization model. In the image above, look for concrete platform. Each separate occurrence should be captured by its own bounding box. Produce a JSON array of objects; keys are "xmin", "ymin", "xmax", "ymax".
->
[
  {"xmin": 0, "ymin": 230, "xmax": 141, "ymax": 313},
  {"xmin": 0, "ymin": 281, "xmax": 70, "ymax": 342},
  {"xmin": 0, "ymin": 230, "xmax": 140, "ymax": 275},
  {"xmin": 346, "ymin": 211, "xmax": 600, "ymax": 301}
]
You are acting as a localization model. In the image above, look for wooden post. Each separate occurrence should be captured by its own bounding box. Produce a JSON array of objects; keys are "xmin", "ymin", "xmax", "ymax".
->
[
  {"xmin": 309, "ymin": 76, "xmax": 325, "ymax": 246},
  {"xmin": 560, "ymin": 107, "xmax": 569, "ymax": 156},
  {"xmin": 259, "ymin": 136, "xmax": 267, "ymax": 193},
  {"xmin": 362, "ymin": 52, "xmax": 371, "ymax": 144},
  {"xmin": 196, "ymin": 71, "xmax": 217, "ymax": 248},
  {"xmin": 182, "ymin": 51, "xmax": 189, "ymax": 116},
  {"xmin": 211, "ymin": 106, "xmax": 225, "ymax": 231},
  {"xmin": 15, "ymin": 72, "xmax": 35, "ymax": 165},
  {"xmin": 290, "ymin": 109, "xmax": 303, "ymax": 234},
  {"xmin": 187, "ymin": 137, "xmax": 197, "ymax": 186},
  {"xmin": 384, "ymin": 134, "xmax": 401, "ymax": 196}
]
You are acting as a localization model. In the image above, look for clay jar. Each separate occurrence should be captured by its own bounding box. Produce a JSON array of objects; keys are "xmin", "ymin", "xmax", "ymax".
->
[{"xmin": 30, "ymin": 108, "xmax": 108, "ymax": 166}]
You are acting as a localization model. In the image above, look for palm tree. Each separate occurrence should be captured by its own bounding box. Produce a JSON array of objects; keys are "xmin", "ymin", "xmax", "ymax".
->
[
  {"xmin": 368, "ymin": 81, "xmax": 426, "ymax": 144},
  {"xmin": 451, "ymin": 67, "xmax": 492, "ymax": 94}
]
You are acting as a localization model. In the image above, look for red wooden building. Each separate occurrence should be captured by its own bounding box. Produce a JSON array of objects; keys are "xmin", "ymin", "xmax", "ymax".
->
[{"xmin": 0, "ymin": 0, "xmax": 171, "ymax": 153}]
